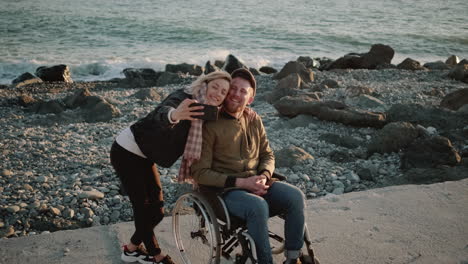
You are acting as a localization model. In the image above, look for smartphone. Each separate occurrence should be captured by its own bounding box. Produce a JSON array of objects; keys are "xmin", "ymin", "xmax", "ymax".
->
[{"xmin": 189, "ymin": 103, "xmax": 219, "ymax": 121}]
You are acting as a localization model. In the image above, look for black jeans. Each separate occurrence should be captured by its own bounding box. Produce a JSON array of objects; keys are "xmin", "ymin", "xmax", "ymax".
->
[{"xmin": 110, "ymin": 141, "xmax": 164, "ymax": 256}]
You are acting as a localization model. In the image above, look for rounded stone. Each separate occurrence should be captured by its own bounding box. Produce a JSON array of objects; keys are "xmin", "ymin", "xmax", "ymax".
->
[{"xmin": 7, "ymin": 205, "xmax": 21, "ymax": 213}]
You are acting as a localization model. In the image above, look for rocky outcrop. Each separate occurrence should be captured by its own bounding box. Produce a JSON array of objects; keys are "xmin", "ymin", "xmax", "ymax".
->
[
  {"xmin": 275, "ymin": 145, "xmax": 314, "ymax": 168},
  {"xmin": 397, "ymin": 58, "xmax": 426, "ymax": 71},
  {"xmin": 401, "ymin": 136, "xmax": 461, "ymax": 170},
  {"xmin": 156, "ymin": 71, "xmax": 187, "ymax": 86},
  {"xmin": 83, "ymin": 100, "xmax": 121, "ymax": 123},
  {"xmin": 440, "ymin": 88, "xmax": 468, "ymax": 111},
  {"xmin": 445, "ymin": 55, "xmax": 460, "ymax": 66},
  {"xmin": 204, "ymin": 61, "xmax": 219, "ymax": 74},
  {"xmin": 121, "ymin": 68, "xmax": 162, "ymax": 88},
  {"xmin": 325, "ymin": 44, "xmax": 394, "ymax": 70},
  {"xmin": 367, "ymin": 122, "xmax": 420, "ymax": 155},
  {"xmin": 165, "ymin": 63, "xmax": 203, "ymax": 76},
  {"xmin": 259, "ymin": 66, "xmax": 278, "ymax": 74},
  {"xmin": 274, "ymin": 95, "xmax": 387, "ymax": 128},
  {"xmin": 35, "ymin": 65, "xmax": 73, "ymax": 83},
  {"xmin": 448, "ymin": 61, "xmax": 468, "ymax": 83},
  {"xmin": 12, "ymin": 72, "xmax": 43, "ymax": 87},
  {"xmin": 266, "ymin": 73, "xmax": 303, "ymax": 104},
  {"xmin": 28, "ymin": 88, "xmax": 121, "ymax": 122},
  {"xmin": 345, "ymin": 94, "xmax": 386, "ymax": 112},
  {"xmin": 297, "ymin": 56, "xmax": 319, "ymax": 68},
  {"xmin": 423, "ymin": 61, "xmax": 450, "ymax": 70},
  {"xmin": 273, "ymin": 61, "xmax": 314, "ymax": 83},
  {"xmin": 222, "ymin": 54, "xmax": 247, "ymax": 73}
]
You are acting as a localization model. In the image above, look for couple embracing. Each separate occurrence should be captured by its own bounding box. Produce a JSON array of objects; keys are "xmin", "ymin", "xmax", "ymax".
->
[{"xmin": 110, "ymin": 68, "xmax": 308, "ymax": 264}]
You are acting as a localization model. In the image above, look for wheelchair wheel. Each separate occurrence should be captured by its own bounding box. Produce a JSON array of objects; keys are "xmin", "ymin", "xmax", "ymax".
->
[{"xmin": 172, "ymin": 192, "xmax": 221, "ymax": 264}]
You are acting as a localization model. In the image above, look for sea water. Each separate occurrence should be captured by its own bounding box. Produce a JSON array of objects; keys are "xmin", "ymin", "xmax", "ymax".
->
[{"xmin": 1, "ymin": 0, "xmax": 467, "ymax": 84}]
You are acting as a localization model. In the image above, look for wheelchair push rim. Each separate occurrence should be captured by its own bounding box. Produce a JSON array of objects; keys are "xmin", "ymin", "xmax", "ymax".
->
[{"xmin": 172, "ymin": 192, "xmax": 221, "ymax": 264}]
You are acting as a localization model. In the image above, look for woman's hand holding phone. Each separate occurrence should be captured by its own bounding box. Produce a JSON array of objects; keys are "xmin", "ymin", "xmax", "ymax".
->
[{"xmin": 171, "ymin": 99, "xmax": 204, "ymax": 121}]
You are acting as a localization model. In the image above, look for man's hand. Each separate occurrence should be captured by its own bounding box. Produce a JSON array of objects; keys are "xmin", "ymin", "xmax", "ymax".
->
[
  {"xmin": 171, "ymin": 99, "xmax": 204, "ymax": 121},
  {"xmin": 235, "ymin": 175, "xmax": 269, "ymax": 196}
]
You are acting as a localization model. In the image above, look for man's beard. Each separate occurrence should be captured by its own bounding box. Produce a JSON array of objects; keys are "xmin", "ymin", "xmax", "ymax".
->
[{"xmin": 224, "ymin": 100, "xmax": 243, "ymax": 115}]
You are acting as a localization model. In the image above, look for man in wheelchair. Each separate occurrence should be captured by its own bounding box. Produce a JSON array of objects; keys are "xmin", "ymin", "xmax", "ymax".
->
[{"xmin": 190, "ymin": 68, "xmax": 311, "ymax": 264}]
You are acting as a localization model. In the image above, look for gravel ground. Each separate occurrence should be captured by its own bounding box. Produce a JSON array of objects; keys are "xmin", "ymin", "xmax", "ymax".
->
[{"xmin": 0, "ymin": 67, "xmax": 466, "ymax": 238}]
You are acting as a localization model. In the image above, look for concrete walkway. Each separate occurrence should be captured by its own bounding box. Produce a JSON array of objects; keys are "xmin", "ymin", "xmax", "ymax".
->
[{"xmin": 1, "ymin": 179, "xmax": 467, "ymax": 264}]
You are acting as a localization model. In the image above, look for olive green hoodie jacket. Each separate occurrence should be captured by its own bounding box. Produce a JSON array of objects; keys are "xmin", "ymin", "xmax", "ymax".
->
[{"xmin": 191, "ymin": 111, "xmax": 275, "ymax": 189}]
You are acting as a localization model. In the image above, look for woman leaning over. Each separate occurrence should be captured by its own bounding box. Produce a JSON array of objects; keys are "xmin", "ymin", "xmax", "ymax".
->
[{"xmin": 110, "ymin": 71, "xmax": 232, "ymax": 264}]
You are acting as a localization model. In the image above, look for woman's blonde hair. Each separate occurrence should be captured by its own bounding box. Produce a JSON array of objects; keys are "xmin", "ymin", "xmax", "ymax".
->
[{"xmin": 188, "ymin": 71, "xmax": 232, "ymax": 95}]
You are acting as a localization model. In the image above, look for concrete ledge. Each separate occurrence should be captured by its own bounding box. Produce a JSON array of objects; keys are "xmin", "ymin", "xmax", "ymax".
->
[{"xmin": 1, "ymin": 179, "xmax": 467, "ymax": 264}]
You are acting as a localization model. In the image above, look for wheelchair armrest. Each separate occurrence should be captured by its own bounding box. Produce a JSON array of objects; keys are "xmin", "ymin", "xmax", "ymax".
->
[{"xmin": 272, "ymin": 172, "xmax": 287, "ymax": 181}]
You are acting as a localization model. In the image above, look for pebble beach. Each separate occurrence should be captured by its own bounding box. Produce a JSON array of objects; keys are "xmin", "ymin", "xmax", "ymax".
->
[{"xmin": 1, "ymin": 52, "xmax": 467, "ymax": 239}]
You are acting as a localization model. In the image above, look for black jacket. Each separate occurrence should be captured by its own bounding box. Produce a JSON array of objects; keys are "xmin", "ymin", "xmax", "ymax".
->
[{"xmin": 131, "ymin": 89, "xmax": 192, "ymax": 168}]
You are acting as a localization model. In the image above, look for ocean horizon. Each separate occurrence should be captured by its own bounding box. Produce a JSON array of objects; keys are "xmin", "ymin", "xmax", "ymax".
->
[{"xmin": 1, "ymin": 0, "xmax": 467, "ymax": 84}]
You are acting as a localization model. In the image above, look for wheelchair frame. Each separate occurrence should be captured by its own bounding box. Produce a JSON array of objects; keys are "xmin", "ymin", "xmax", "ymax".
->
[{"xmin": 172, "ymin": 191, "xmax": 319, "ymax": 264}]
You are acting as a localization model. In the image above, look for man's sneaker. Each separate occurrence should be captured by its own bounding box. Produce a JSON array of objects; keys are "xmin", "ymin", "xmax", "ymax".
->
[
  {"xmin": 121, "ymin": 244, "xmax": 148, "ymax": 263},
  {"xmin": 138, "ymin": 254, "xmax": 175, "ymax": 264}
]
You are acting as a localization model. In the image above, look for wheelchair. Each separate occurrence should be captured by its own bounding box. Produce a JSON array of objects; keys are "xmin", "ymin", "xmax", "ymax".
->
[{"xmin": 172, "ymin": 176, "xmax": 320, "ymax": 264}]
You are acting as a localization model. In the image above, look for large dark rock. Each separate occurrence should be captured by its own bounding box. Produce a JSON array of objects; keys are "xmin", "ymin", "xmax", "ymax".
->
[
  {"xmin": 63, "ymin": 88, "xmax": 93, "ymax": 109},
  {"xmin": 448, "ymin": 61, "xmax": 468, "ymax": 83},
  {"xmin": 440, "ymin": 88, "xmax": 468, "ymax": 111},
  {"xmin": 214, "ymin": 60, "xmax": 225, "ymax": 68},
  {"xmin": 387, "ymin": 103, "xmax": 468, "ymax": 130},
  {"xmin": 360, "ymin": 44, "xmax": 395, "ymax": 69},
  {"xmin": 222, "ymin": 54, "xmax": 247, "ymax": 74},
  {"xmin": 274, "ymin": 95, "xmax": 387, "ymax": 128},
  {"xmin": 367, "ymin": 122, "xmax": 420, "ymax": 155},
  {"xmin": 445, "ymin": 55, "xmax": 460, "ymax": 66},
  {"xmin": 423, "ymin": 61, "xmax": 450, "ymax": 70},
  {"xmin": 204, "ymin": 61, "xmax": 219, "ymax": 74},
  {"xmin": 404, "ymin": 166, "xmax": 468, "ymax": 184},
  {"xmin": 166, "ymin": 63, "xmax": 203, "ymax": 76},
  {"xmin": 397, "ymin": 58, "xmax": 426, "ymax": 71},
  {"xmin": 325, "ymin": 44, "xmax": 394, "ymax": 70},
  {"xmin": 122, "ymin": 68, "xmax": 162, "ymax": 88},
  {"xmin": 84, "ymin": 99, "xmax": 121, "ymax": 123},
  {"xmin": 249, "ymin": 67, "xmax": 261, "ymax": 76},
  {"xmin": 156, "ymin": 71, "xmax": 187, "ymax": 86},
  {"xmin": 259, "ymin": 66, "xmax": 278, "ymax": 74},
  {"xmin": 12, "ymin": 72, "xmax": 43, "ymax": 87},
  {"xmin": 401, "ymin": 136, "xmax": 461, "ymax": 170},
  {"xmin": 275, "ymin": 146, "xmax": 314, "ymax": 168},
  {"xmin": 39, "ymin": 87, "xmax": 122, "ymax": 123},
  {"xmin": 35, "ymin": 64, "xmax": 73, "ymax": 83},
  {"xmin": 266, "ymin": 73, "xmax": 303, "ymax": 104},
  {"xmin": 297, "ymin": 56, "xmax": 319, "ymax": 68},
  {"xmin": 325, "ymin": 54, "xmax": 363, "ymax": 70},
  {"xmin": 273, "ymin": 61, "xmax": 314, "ymax": 83}
]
